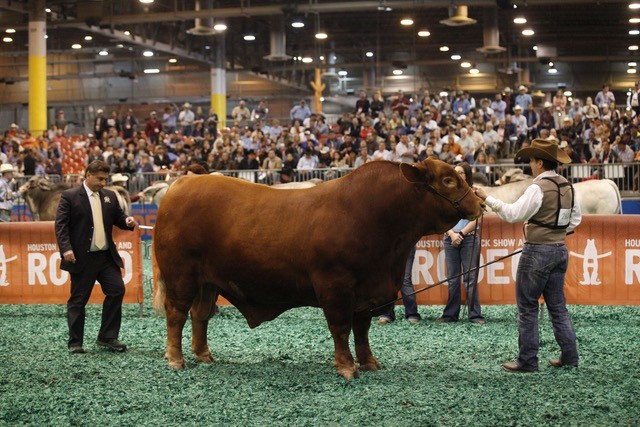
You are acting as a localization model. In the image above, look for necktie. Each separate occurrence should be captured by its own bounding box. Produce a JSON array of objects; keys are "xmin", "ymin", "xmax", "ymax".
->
[{"xmin": 91, "ymin": 192, "xmax": 107, "ymax": 250}]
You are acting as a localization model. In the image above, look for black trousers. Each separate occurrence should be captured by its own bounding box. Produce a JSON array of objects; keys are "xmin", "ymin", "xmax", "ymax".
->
[{"xmin": 67, "ymin": 251, "xmax": 125, "ymax": 348}]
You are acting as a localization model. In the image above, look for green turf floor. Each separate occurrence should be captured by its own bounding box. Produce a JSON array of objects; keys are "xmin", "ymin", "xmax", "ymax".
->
[{"xmin": 1, "ymin": 301, "xmax": 639, "ymax": 426}]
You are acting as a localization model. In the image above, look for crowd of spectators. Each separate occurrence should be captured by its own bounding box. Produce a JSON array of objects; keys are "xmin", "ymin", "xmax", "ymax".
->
[{"xmin": 2, "ymin": 85, "xmax": 640, "ymax": 191}]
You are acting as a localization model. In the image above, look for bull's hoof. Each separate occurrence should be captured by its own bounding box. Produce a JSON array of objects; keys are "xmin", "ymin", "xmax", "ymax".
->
[
  {"xmin": 359, "ymin": 360, "xmax": 381, "ymax": 371},
  {"xmin": 168, "ymin": 359, "xmax": 186, "ymax": 370},
  {"xmin": 195, "ymin": 354, "xmax": 215, "ymax": 364},
  {"xmin": 337, "ymin": 366, "xmax": 359, "ymax": 379}
]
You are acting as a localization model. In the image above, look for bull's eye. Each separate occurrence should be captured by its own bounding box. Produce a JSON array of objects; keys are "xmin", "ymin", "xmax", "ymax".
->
[{"xmin": 443, "ymin": 177, "xmax": 455, "ymax": 187}]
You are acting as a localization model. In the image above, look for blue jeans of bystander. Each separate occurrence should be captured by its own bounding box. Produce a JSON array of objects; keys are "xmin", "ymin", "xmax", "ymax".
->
[
  {"xmin": 442, "ymin": 235, "xmax": 483, "ymax": 322},
  {"xmin": 379, "ymin": 246, "xmax": 420, "ymax": 322}
]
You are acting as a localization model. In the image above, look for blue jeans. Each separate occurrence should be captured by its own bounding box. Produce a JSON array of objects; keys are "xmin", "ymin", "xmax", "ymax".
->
[
  {"xmin": 442, "ymin": 235, "xmax": 483, "ymax": 321},
  {"xmin": 380, "ymin": 246, "xmax": 420, "ymax": 321},
  {"xmin": 515, "ymin": 243, "xmax": 578, "ymax": 370}
]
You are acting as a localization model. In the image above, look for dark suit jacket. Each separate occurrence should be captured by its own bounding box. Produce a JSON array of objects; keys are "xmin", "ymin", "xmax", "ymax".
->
[{"xmin": 55, "ymin": 185, "xmax": 132, "ymax": 273}]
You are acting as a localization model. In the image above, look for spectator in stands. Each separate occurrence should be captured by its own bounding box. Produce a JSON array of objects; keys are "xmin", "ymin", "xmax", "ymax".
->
[
  {"xmin": 239, "ymin": 149, "xmax": 260, "ymax": 170},
  {"xmin": 93, "ymin": 109, "xmax": 108, "ymax": 142},
  {"xmin": 0, "ymin": 163, "xmax": 22, "ymax": 222},
  {"xmin": 523, "ymin": 103, "xmax": 540, "ymax": 139},
  {"xmin": 144, "ymin": 111, "xmax": 162, "ymax": 144},
  {"xmin": 438, "ymin": 161, "xmax": 485, "ymax": 325},
  {"xmin": 568, "ymin": 100, "xmax": 582, "ymax": 120},
  {"xmin": 514, "ymin": 85, "xmax": 533, "ymax": 111},
  {"xmin": 290, "ymin": 99, "xmax": 311, "ymax": 125},
  {"xmin": 391, "ymin": 90, "xmax": 410, "ymax": 118},
  {"xmin": 595, "ymin": 84, "xmax": 615, "ymax": 109},
  {"xmin": 372, "ymin": 141, "xmax": 391, "ymax": 161},
  {"xmin": 231, "ymin": 100, "xmax": 251, "ymax": 126},
  {"xmin": 491, "ymin": 92, "xmax": 507, "ymax": 121},
  {"xmin": 355, "ymin": 90, "xmax": 370, "ymax": 115},
  {"xmin": 627, "ymin": 81, "xmax": 640, "ymax": 117},
  {"xmin": 106, "ymin": 111, "xmax": 121, "ymax": 134},
  {"xmin": 512, "ymin": 105, "xmax": 528, "ymax": 150},
  {"xmin": 370, "ymin": 91, "xmax": 384, "ymax": 118},
  {"xmin": 439, "ymin": 142, "xmax": 455, "ymax": 164},
  {"xmin": 178, "ymin": 103, "xmax": 195, "ymax": 136},
  {"xmin": 22, "ymin": 147, "xmax": 36, "ymax": 176},
  {"xmin": 121, "ymin": 109, "xmax": 138, "ymax": 141},
  {"xmin": 538, "ymin": 102, "xmax": 555, "ymax": 133},
  {"xmin": 553, "ymin": 89, "xmax": 568, "ymax": 129},
  {"xmin": 153, "ymin": 145, "xmax": 172, "ymax": 171},
  {"xmin": 250, "ymin": 101, "xmax": 269, "ymax": 122},
  {"xmin": 55, "ymin": 110, "xmax": 69, "ymax": 135},
  {"xmin": 452, "ymin": 91, "xmax": 470, "ymax": 117},
  {"xmin": 162, "ymin": 103, "xmax": 179, "ymax": 134},
  {"xmin": 296, "ymin": 147, "xmax": 318, "ymax": 179},
  {"xmin": 354, "ymin": 146, "xmax": 372, "ymax": 168}
]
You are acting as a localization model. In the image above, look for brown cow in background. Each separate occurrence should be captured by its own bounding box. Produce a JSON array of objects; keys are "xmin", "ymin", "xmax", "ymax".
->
[{"xmin": 153, "ymin": 158, "xmax": 484, "ymax": 379}]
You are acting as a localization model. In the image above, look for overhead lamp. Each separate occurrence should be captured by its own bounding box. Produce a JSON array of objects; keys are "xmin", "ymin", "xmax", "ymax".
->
[
  {"xmin": 302, "ymin": 57, "xmax": 313, "ymax": 63},
  {"xmin": 213, "ymin": 23, "xmax": 227, "ymax": 31},
  {"xmin": 439, "ymin": 91, "xmax": 448, "ymax": 97},
  {"xmin": 631, "ymin": 3, "xmax": 640, "ymax": 9},
  {"xmin": 630, "ymin": 18, "xmax": 640, "ymax": 24},
  {"xmin": 319, "ymin": 55, "xmax": 325, "ymax": 60},
  {"xmin": 143, "ymin": 50, "xmax": 154, "ymax": 57},
  {"xmin": 460, "ymin": 61, "xmax": 471, "ymax": 68},
  {"xmin": 338, "ymin": 70, "xmax": 348, "ymax": 76},
  {"xmin": 400, "ymin": 18, "xmax": 414, "ymax": 26},
  {"xmin": 45, "ymin": 8, "xmax": 51, "ymax": 13},
  {"xmin": 291, "ymin": 17, "xmax": 305, "ymax": 28},
  {"xmin": 469, "ymin": 65, "xmax": 479, "ymax": 74},
  {"xmin": 3, "ymin": 37, "xmax": 12, "ymax": 43},
  {"xmin": 549, "ymin": 61, "xmax": 554, "ymax": 67},
  {"xmin": 116, "ymin": 43, "xmax": 124, "ymax": 48},
  {"xmin": 439, "ymin": 46, "xmax": 450, "ymax": 52},
  {"xmin": 315, "ymin": 31, "xmax": 328, "ymax": 40},
  {"xmin": 630, "ymin": 45, "xmax": 639, "ymax": 51},
  {"xmin": 144, "ymin": 68, "xmax": 160, "ymax": 74},
  {"xmin": 533, "ymin": 45, "xmax": 538, "ymax": 51},
  {"xmin": 513, "ymin": 17, "xmax": 527, "ymax": 24},
  {"xmin": 392, "ymin": 69, "xmax": 403, "ymax": 75},
  {"xmin": 631, "ymin": 30, "xmax": 640, "ymax": 35},
  {"xmin": 418, "ymin": 30, "xmax": 430, "ymax": 37},
  {"xmin": 168, "ymin": 58, "xmax": 177, "ymax": 63},
  {"xmin": 450, "ymin": 54, "xmax": 461, "ymax": 60},
  {"xmin": 522, "ymin": 29, "xmax": 534, "ymax": 36},
  {"xmin": 365, "ymin": 51, "xmax": 374, "ymax": 57},
  {"xmin": 548, "ymin": 67, "xmax": 558, "ymax": 74},
  {"xmin": 628, "ymin": 68, "xmax": 637, "ymax": 74},
  {"xmin": 140, "ymin": 0, "xmax": 154, "ymax": 3},
  {"xmin": 564, "ymin": 90, "xmax": 572, "ymax": 97},
  {"xmin": 84, "ymin": 35, "xmax": 93, "ymax": 41},
  {"xmin": 5, "ymin": 28, "xmax": 16, "ymax": 34},
  {"xmin": 629, "ymin": 62, "xmax": 637, "ymax": 67},
  {"xmin": 124, "ymin": 30, "xmax": 131, "ymax": 36},
  {"xmin": 243, "ymin": 34, "xmax": 256, "ymax": 41},
  {"xmin": 98, "ymin": 50, "xmax": 108, "ymax": 56},
  {"xmin": 71, "ymin": 43, "xmax": 82, "ymax": 49}
]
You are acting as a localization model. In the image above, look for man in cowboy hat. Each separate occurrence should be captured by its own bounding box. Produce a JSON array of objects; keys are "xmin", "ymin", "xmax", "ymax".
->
[
  {"xmin": 514, "ymin": 85, "xmax": 533, "ymax": 110},
  {"xmin": 474, "ymin": 139, "xmax": 582, "ymax": 373},
  {"xmin": 0, "ymin": 163, "xmax": 22, "ymax": 222}
]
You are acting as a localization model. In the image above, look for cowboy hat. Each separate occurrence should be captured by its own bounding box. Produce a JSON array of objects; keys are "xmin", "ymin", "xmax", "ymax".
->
[
  {"xmin": 183, "ymin": 102, "xmax": 191, "ymax": 108},
  {"xmin": 0, "ymin": 163, "xmax": 14, "ymax": 173},
  {"xmin": 516, "ymin": 138, "xmax": 571, "ymax": 164},
  {"xmin": 110, "ymin": 173, "xmax": 129, "ymax": 183},
  {"xmin": 518, "ymin": 85, "xmax": 528, "ymax": 92}
]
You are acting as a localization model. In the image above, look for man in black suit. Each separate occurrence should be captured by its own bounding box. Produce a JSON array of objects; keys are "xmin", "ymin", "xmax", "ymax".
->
[{"xmin": 55, "ymin": 160, "xmax": 137, "ymax": 354}]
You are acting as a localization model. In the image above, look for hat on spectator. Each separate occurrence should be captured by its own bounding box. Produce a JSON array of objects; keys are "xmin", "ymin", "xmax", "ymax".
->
[
  {"xmin": 183, "ymin": 102, "xmax": 191, "ymax": 108},
  {"xmin": 110, "ymin": 173, "xmax": 128, "ymax": 184},
  {"xmin": 504, "ymin": 87, "xmax": 512, "ymax": 93},
  {"xmin": 563, "ymin": 116, "xmax": 573, "ymax": 123},
  {"xmin": 454, "ymin": 154, "xmax": 463, "ymax": 163},
  {"xmin": 558, "ymin": 141, "xmax": 569, "ymax": 149},
  {"xmin": 97, "ymin": 109, "xmax": 104, "ymax": 114},
  {"xmin": 320, "ymin": 146, "xmax": 330, "ymax": 154},
  {"xmin": 10, "ymin": 123, "xmax": 18, "ymax": 128},
  {"xmin": 514, "ymin": 105, "xmax": 523, "ymax": 111},
  {"xmin": 517, "ymin": 138, "xmax": 571, "ymax": 164},
  {"xmin": 457, "ymin": 114, "xmax": 467, "ymax": 121},
  {"xmin": 0, "ymin": 164, "xmax": 14, "ymax": 173},
  {"xmin": 518, "ymin": 85, "xmax": 528, "ymax": 92},
  {"xmin": 543, "ymin": 101, "xmax": 552, "ymax": 108},
  {"xmin": 150, "ymin": 111, "xmax": 157, "ymax": 116}
]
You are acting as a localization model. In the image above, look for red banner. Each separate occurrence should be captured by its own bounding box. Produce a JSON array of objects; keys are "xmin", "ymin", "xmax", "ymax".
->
[{"xmin": 0, "ymin": 222, "xmax": 143, "ymax": 304}]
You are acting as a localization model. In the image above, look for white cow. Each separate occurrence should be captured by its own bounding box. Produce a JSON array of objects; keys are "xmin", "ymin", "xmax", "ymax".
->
[{"xmin": 481, "ymin": 178, "xmax": 622, "ymax": 214}]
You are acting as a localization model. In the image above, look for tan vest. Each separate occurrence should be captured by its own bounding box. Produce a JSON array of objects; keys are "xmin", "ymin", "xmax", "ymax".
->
[{"xmin": 524, "ymin": 175, "xmax": 574, "ymax": 244}]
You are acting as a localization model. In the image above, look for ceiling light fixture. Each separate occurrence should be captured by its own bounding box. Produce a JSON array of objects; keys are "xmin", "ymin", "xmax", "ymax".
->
[
  {"xmin": 393, "ymin": 69, "xmax": 403, "ymax": 75},
  {"xmin": 5, "ymin": 28, "xmax": 16, "ymax": 34},
  {"xmin": 98, "ymin": 50, "xmax": 108, "ymax": 56},
  {"xmin": 513, "ymin": 17, "xmax": 527, "ymax": 24},
  {"xmin": 315, "ymin": 31, "xmax": 328, "ymax": 40},
  {"xmin": 469, "ymin": 66, "xmax": 480, "ymax": 75},
  {"xmin": 84, "ymin": 35, "xmax": 93, "ymax": 41},
  {"xmin": 45, "ymin": 8, "xmax": 51, "ymax": 13},
  {"xmin": 522, "ymin": 29, "xmax": 535, "ymax": 36},
  {"xmin": 243, "ymin": 34, "xmax": 256, "ymax": 41},
  {"xmin": 319, "ymin": 55, "xmax": 325, "ymax": 60},
  {"xmin": 533, "ymin": 45, "xmax": 538, "ymax": 51},
  {"xmin": 213, "ymin": 23, "xmax": 227, "ymax": 31},
  {"xmin": 143, "ymin": 50, "xmax": 154, "ymax": 57},
  {"xmin": 338, "ymin": 70, "xmax": 348, "ymax": 76},
  {"xmin": 3, "ymin": 37, "xmax": 12, "ymax": 43},
  {"xmin": 302, "ymin": 57, "xmax": 313, "ymax": 63},
  {"xmin": 140, "ymin": 0, "xmax": 154, "ymax": 3},
  {"xmin": 144, "ymin": 68, "xmax": 160, "ymax": 74},
  {"xmin": 628, "ymin": 68, "xmax": 637, "ymax": 74},
  {"xmin": 451, "ymin": 54, "xmax": 461, "ymax": 60},
  {"xmin": 168, "ymin": 58, "xmax": 177, "ymax": 63},
  {"xmin": 629, "ymin": 62, "xmax": 637, "ymax": 67},
  {"xmin": 548, "ymin": 67, "xmax": 558, "ymax": 74},
  {"xmin": 291, "ymin": 16, "xmax": 305, "ymax": 28},
  {"xmin": 400, "ymin": 18, "xmax": 414, "ymax": 26},
  {"xmin": 630, "ymin": 45, "xmax": 640, "ymax": 50},
  {"xmin": 124, "ymin": 31, "xmax": 131, "ymax": 36},
  {"xmin": 631, "ymin": 3, "xmax": 640, "ymax": 9},
  {"xmin": 460, "ymin": 61, "xmax": 471, "ymax": 68},
  {"xmin": 71, "ymin": 43, "xmax": 82, "ymax": 49},
  {"xmin": 631, "ymin": 30, "xmax": 640, "ymax": 35},
  {"xmin": 564, "ymin": 90, "xmax": 572, "ymax": 97},
  {"xmin": 418, "ymin": 30, "xmax": 430, "ymax": 37},
  {"xmin": 365, "ymin": 51, "xmax": 374, "ymax": 57},
  {"xmin": 630, "ymin": 18, "xmax": 640, "ymax": 24},
  {"xmin": 439, "ymin": 46, "xmax": 450, "ymax": 52}
]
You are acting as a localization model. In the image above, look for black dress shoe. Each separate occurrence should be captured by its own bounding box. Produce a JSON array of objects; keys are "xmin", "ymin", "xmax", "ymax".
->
[
  {"xmin": 501, "ymin": 361, "xmax": 538, "ymax": 373},
  {"xmin": 96, "ymin": 339, "xmax": 127, "ymax": 352},
  {"xmin": 69, "ymin": 346, "xmax": 86, "ymax": 354}
]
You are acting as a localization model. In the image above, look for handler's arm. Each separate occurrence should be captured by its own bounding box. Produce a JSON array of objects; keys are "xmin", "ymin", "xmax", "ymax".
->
[{"xmin": 477, "ymin": 184, "xmax": 543, "ymax": 224}]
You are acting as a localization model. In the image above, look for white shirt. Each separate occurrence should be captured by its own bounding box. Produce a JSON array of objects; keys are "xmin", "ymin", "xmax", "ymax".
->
[{"xmin": 484, "ymin": 170, "xmax": 582, "ymax": 232}]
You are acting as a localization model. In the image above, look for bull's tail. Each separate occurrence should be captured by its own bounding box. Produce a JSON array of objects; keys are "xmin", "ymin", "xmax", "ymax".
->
[{"xmin": 153, "ymin": 270, "xmax": 167, "ymax": 317}]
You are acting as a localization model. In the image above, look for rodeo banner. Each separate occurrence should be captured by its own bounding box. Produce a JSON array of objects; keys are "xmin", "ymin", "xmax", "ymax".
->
[
  {"xmin": 0, "ymin": 222, "xmax": 143, "ymax": 304},
  {"xmin": 411, "ymin": 215, "xmax": 640, "ymax": 306}
]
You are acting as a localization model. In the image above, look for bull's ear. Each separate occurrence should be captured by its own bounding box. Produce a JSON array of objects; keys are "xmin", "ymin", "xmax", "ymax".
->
[{"xmin": 400, "ymin": 162, "xmax": 429, "ymax": 184}]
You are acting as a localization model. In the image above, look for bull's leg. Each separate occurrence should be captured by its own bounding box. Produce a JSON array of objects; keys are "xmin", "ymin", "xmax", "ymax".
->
[
  {"xmin": 321, "ymin": 305, "xmax": 358, "ymax": 379},
  {"xmin": 165, "ymin": 301, "xmax": 189, "ymax": 370},
  {"xmin": 190, "ymin": 283, "xmax": 218, "ymax": 364},
  {"xmin": 352, "ymin": 314, "xmax": 380, "ymax": 372}
]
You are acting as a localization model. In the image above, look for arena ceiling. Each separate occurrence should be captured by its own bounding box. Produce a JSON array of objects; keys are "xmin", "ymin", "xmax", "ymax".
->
[{"xmin": 0, "ymin": 0, "xmax": 638, "ymax": 98}]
